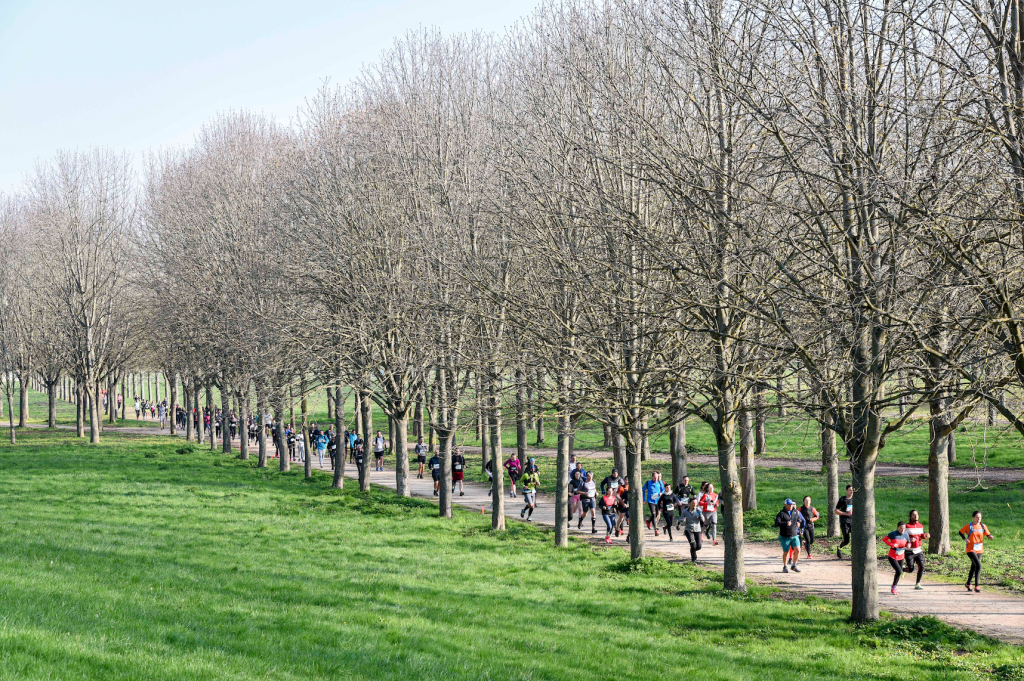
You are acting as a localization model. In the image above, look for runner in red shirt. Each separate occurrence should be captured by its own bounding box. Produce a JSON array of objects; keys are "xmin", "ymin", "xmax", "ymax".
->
[
  {"xmin": 882, "ymin": 520, "xmax": 910, "ymax": 595},
  {"xmin": 904, "ymin": 509, "xmax": 930, "ymax": 590}
]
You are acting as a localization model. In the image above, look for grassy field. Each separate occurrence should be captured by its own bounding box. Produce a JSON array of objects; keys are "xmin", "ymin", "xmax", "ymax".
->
[
  {"xmin": 5, "ymin": 386, "xmax": 159, "ymax": 429},
  {"xmin": 0, "ymin": 430, "xmax": 1021, "ymax": 679},
  {"xmin": 441, "ymin": 448, "xmax": 1024, "ymax": 593}
]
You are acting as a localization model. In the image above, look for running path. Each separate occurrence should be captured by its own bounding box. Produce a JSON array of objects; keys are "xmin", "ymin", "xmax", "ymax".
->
[{"xmin": 312, "ymin": 459, "xmax": 1024, "ymax": 644}]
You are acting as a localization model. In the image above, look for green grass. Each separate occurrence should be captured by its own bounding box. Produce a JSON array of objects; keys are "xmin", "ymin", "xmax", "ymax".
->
[
  {"xmin": 1, "ymin": 429, "xmax": 1021, "ymax": 679},
  {"xmin": 443, "ymin": 448, "xmax": 1024, "ymax": 592},
  {"xmin": 7, "ymin": 386, "xmax": 159, "ymax": 429}
]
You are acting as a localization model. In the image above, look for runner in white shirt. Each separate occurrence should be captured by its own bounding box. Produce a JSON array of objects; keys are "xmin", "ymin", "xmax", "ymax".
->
[{"xmin": 577, "ymin": 471, "xmax": 598, "ymax": 534}]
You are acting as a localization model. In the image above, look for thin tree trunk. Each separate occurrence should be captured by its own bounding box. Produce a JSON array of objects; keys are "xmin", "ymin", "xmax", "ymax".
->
[
  {"xmin": 18, "ymin": 375, "xmax": 27, "ymax": 428},
  {"xmin": 47, "ymin": 380, "xmax": 56, "ymax": 428},
  {"xmin": 554, "ymin": 407, "xmax": 570, "ymax": 548},
  {"xmin": 222, "ymin": 384, "xmax": 232, "ymax": 454},
  {"xmin": 89, "ymin": 380, "xmax": 101, "ymax": 443},
  {"xmin": 169, "ymin": 374, "xmax": 178, "ymax": 436},
  {"xmin": 5, "ymin": 384, "xmax": 15, "ymax": 443},
  {"xmin": 716, "ymin": 418, "xmax": 745, "ymax": 591},
  {"xmin": 360, "ymin": 393, "xmax": 372, "ymax": 446},
  {"xmin": 333, "ymin": 379, "xmax": 345, "ymax": 489},
  {"xmin": 239, "ymin": 389, "xmax": 249, "ymax": 460},
  {"xmin": 625, "ymin": 423, "xmax": 645, "ymax": 560},
  {"xmin": 739, "ymin": 402, "xmax": 756, "ymax": 511},
  {"xmin": 928, "ymin": 418, "xmax": 952, "ymax": 555},
  {"xmin": 611, "ymin": 412, "xmax": 627, "ymax": 476},
  {"xmin": 353, "ymin": 389, "xmax": 363, "ymax": 437},
  {"xmin": 256, "ymin": 388, "xmax": 267, "ymax": 467},
  {"xmin": 394, "ymin": 408, "xmax": 410, "ymax": 496},
  {"xmin": 207, "ymin": 385, "xmax": 216, "ymax": 451},
  {"xmin": 327, "ymin": 387, "xmax": 334, "ymax": 421},
  {"xmin": 75, "ymin": 376, "xmax": 84, "ymax": 438},
  {"xmin": 302, "ymin": 387, "xmax": 311, "ymax": 479},
  {"xmin": 669, "ymin": 413, "xmax": 687, "ymax": 487},
  {"xmin": 490, "ymin": 377, "xmax": 505, "ymax": 530},
  {"xmin": 516, "ymin": 370, "xmax": 528, "ymax": 467},
  {"xmin": 822, "ymin": 413, "xmax": 839, "ymax": 537},
  {"xmin": 849, "ymin": 437, "xmax": 880, "ymax": 622},
  {"xmin": 480, "ymin": 398, "xmax": 491, "ymax": 473},
  {"xmin": 276, "ymin": 388, "xmax": 289, "ymax": 473},
  {"xmin": 185, "ymin": 382, "xmax": 195, "ymax": 444}
]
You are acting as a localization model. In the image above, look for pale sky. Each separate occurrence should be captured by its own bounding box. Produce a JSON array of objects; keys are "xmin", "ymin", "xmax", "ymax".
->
[{"xmin": 0, "ymin": 0, "xmax": 540, "ymax": 191}]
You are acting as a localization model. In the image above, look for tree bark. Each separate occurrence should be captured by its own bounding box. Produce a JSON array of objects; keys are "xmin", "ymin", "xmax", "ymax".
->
[
  {"xmin": 394, "ymin": 407, "xmax": 410, "ymax": 496},
  {"xmin": 849, "ymin": 436, "xmax": 880, "ymax": 622},
  {"xmin": 822, "ymin": 413, "xmax": 839, "ymax": 537},
  {"xmin": 669, "ymin": 414, "xmax": 687, "ymax": 487},
  {"xmin": 222, "ymin": 383, "xmax": 232, "ymax": 454},
  {"xmin": 625, "ymin": 424, "xmax": 645, "ymax": 560},
  {"xmin": 360, "ymin": 392, "xmax": 372, "ymax": 444},
  {"xmin": 739, "ymin": 402, "xmax": 756, "ymax": 511},
  {"xmin": 185, "ymin": 382, "xmax": 195, "ymax": 444},
  {"xmin": 716, "ymin": 419, "xmax": 745, "ymax": 591},
  {"xmin": 75, "ymin": 376, "xmax": 84, "ymax": 438},
  {"xmin": 47, "ymin": 380, "xmax": 56, "ymax": 428},
  {"xmin": 554, "ymin": 407, "xmax": 570, "ymax": 547},
  {"xmin": 928, "ymin": 419, "xmax": 952, "ymax": 555},
  {"xmin": 18, "ymin": 375, "xmax": 27, "ymax": 428},
  {"xmin": 333, "ymin": 380, "xmax": 345, "ymax": 489},
  {"xmin": 169, "ymin": 373, "xmax": 178, "ymax": 436},
  {"xmin": 89, "ymin": 380, "xmax": 101, "ymax": 443},
  {"xmin": 206, "ymin": 384, "xmax": 216, "ymax": 451},
  {"xmin": 516, "ymin": 370, "xmax": 527, "ymax": 467},
  {"xmin": 256, "ymin": 387, "xmax": 267, "ymax": 467},
  {"xmin": 276, "ymin": 389, "xmax": 289, "ymax": 473},
  {"xmin": 238, "ymin": 389, "xmax": 249, "ymax": 460},
  {"xmin": 480, "ymin": 403, "xmax": 491, "ymax": 473},
  {"xmin": 489, "ymin": 378, "xmax": 505, "ymax": 530},
  {"xmin": 611, "ymin": 412, "xmax": 627, "ymax": 476},
  {"xmin": 302, "ymin": 389, "xmax": 311, "ymax": 479},
  {"xmin": 5, "ymin": 382, "xmax": 15, "ymax": 444}
]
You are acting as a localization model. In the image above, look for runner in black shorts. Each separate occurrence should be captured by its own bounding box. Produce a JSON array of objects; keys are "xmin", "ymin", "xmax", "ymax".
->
[
  {"xmin": 578, "ymin": 471, "xmax": 597, "ymax": 533},
  {"xmin": 428, "ymin": 453, "xmax": 442, "ymax": 496},
  {"xmin": 414, "ymin": 436, "xmax": 427, "ymax": 479},
  {"xmin": 658, "ymin": 485, "xmax": 679, "ymax": 541},
  {"xmin": 904, "ymin": 509, "xmax": 930, "ymax": 590},
  {"xmin": 836, "ymin": 485, "xmax": 853, "ymax": 559}
]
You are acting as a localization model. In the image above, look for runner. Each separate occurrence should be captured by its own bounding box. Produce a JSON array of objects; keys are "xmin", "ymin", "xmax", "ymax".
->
[
  {"xmin": 451, "ymin": 447, "xmax": 466, "ymax": 496},
  {"xmin": 503, "ymin": 454, "xmax": 521, "ymax": 498},
  {"xmin": 699, "ymin": 482, "xmax": 720, "ymax": 545},
  {"xmin": 680, "ymin": 497, "xmax": 704, "ymax": 562},
  {"xmin": 372, "ymin": 430, "xmax": 387, "ymax": 471},
  {"xmin": 775, "ymin": 498, "xmax": 803, "ymax": 573},
  {"xmin": 836, "ymin": 485, "xmax": 854, "ymax": 559},
  {"xmin": 599, "ymin": 488, "xmax": 618, "ymax": 543},
  {"xmin": 352, "ymin": 434, "xmax": 365, "ymax": 470},
  {"xmin": 658, "ymin": 484, "xmax": 679, "ymax": 541},
  {"xmin": 315, "ymin": 431, "xmax": 328, "ymax": 467},
  {"xmin": 799, "ymin": 496, "xmax": 820, "ymax": 558},
  {"xmin": 600, "ymin": 468, "xmax": 623, "ymax": 495},
  {"xmin": 428, "ymin": 451, "xmax": 442, "ymax": 496},
  {"xmin": 414, "ymin": 436, "xmax": 427, "ymax": 479},
  {"xmin": 643, "ymin": 471, "xmax": 665, "ymax": 536},
  {"xmin": 675, "ymin": 476, "xmax": 695, "ymax": 530},
  {"xmin": 568, "ymin": 468, "xmax": 583, "ymax": 522},
  {"xmin": 883, "ymin": 520, "xmax": 910, "ymax": 595},
  {"xmin": 520, "ymin": 467, "xmax": 540, "ymax": 521},
  {"xmin": 904, "ymin": 509, "xmax": 930, "ymax": 590},
  {"xmin": 578, "ymin": 471, "xmax": 598, "ymax": 533},
  {"xmin": 959, "ymin": 511, "xmax": 994, "ymax": 592},
  {"xmin": 614, "ymin": 476, "xmax": 629, "ymax": 537}
]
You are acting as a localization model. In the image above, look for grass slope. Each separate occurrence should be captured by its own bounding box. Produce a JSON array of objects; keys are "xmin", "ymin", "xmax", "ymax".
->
[{"xmin": 2, "ymin": 430, "xmax": 1019, "ymax": 680}]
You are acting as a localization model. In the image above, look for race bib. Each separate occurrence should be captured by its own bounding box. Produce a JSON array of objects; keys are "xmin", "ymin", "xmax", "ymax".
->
[
  {"xmin": 666, "ymin": 504, "xmax": 674, "ymax": 511},
  {"xmin": 432, "ymin": 463, "xmax": 440, "ymax": 469},
  {"xmin": 911, "ymin": 547, "xmax": 922, "ymax": 554},
  {"xmin": 907, "ymin": 527, "xmax": 923, "ymax": 535},
  {"xmin": 894, "ymin": 549, "xmax": 904, "ymax": 556},
  {"xmin": 973, "ymin": 543, "xmax": 983, "ymax": 551},
  {"xmin": 845, "ymin": 504, "xmax": 852, "ymax": 512},
  {"xmin": 455, "ymin": 464, "xmax": 462, "ymax": 470}
]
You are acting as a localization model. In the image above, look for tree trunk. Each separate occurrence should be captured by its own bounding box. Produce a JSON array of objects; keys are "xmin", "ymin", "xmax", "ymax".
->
[
  {"xmin": 849, "ymin": 436, "xmax": 880, "ymax": 622},
  {"xmin": 822, "ymin": 413, "xmax": 839, "ymax": 537},
  {"xmin": 928, "ymin": 418, "xmax": 952, "ymax": 555},
  {"xmin": 515, "ymin": 370, "xmax": 527, "ymax": 467},
  {"xmin": 5, "ymin": 383, "xmax": 15, "ymax": 444},
  {"xmin": 353, "ymin": 389, "xmax": 363, "ymax": 437},
  {"xmin": 480, "ymin": 403, "xmax": 491, "ymax": 473},
  {"xmin": 333, "ymin": 380, "xmax": 345, "ymax": 489},
  {"xmin": 625, "ymin": 424, "xmax": 645, "ymax": 560},
  {"xmin": 75, "ymin": 377, "xmax": 84, "ymax": 438},
  {"xmin": 640, "ymin": 418, "xmax": 649, "ymax": 461},
  {"xmin": 238, "ymin": 390, "xmax": 249, "ymax": 460},
  {"xmin": 360, "ymin": 392, "xmax": 372, "ymax": 444},
  {"xmin": 603, "ymin": 422, "xmax": 612, "ymax": 448},
  {"xmin": 716, "ymin": 418, "xmax": 745, "ymax": 591},
  {"xmin": 222, "ymin": 384, "xmax": 232, "ymax": 454},
  {"xmin": 276, "ymin": 390, "xmax": 289, "ymax": 473},
  {"xmin": 611, "ymin": 413, "xmax": 627, "ymax": 476},
  {"xmin": 89, "ymin": 380, "xmax": 101, "ymax": 443},
  {"xmin": 206, "ymin": 385, "xmax": 216, "ymax": 451},
  {"xmin": 47, "ymin": 380, "xmax": 56, "ymax": 428},
  {"xmin": 490, "ymin": 378, "xmax": 505, "ymax": 530},
  {"xmin": 184, "ymin": 383, "xmax": 195, "ymax": 444},
  {"xmin": 739, "ymin": 402, "xmax": 756, "ymax": 511},
  {"xmin": 669, "ymin": 414, "xmax": 687, "ymax": 487},
  {"xmin": 327, "ymin": 387, "xmax": 334, "ymax": 421},
  {"xmin": 554, "ymin": 407, "xmax": 570, "ymax": 547},
  {"xmin": 169, "ymin": 374, "xmax": 178, "ymax": 436},
  {"xmin": 437, "ymin": 369, "xmax": 455, "ymax": 517},
  {"xmin": 755, "ymin": 385, "xmax": 767, "ymax": 458},
  {"xmin": 947, "ymin": 430, "xmax": 957, "ymax": 463},
  {"xmin": 18, "ymin": 375, "xmax": 27, "ymax": 428},
  {"xmin": 413, "ymin": 394, "xmax": 423, "ymax": 440},
  {"xmin": 256, "ymin": 388, "xmax": 267, "ymax": 467},
  {"xmin": 394, "ymin": 407, "xmax": 410, "ymax": 496},
  {"xmin": 776, "ymin": 371, "xmax": 786, "ymax": 417}
]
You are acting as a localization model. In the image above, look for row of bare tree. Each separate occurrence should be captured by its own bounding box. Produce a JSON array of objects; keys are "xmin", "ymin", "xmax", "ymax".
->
[{"xmin": 5, "ymin": 0, "xmax": 1024, "ymax": 622}]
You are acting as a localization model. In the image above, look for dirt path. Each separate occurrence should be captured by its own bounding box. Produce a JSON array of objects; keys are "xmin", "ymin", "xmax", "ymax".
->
[{"xmin": 309, "ymin": 458, "xmax": 1024, "ymax": 645}]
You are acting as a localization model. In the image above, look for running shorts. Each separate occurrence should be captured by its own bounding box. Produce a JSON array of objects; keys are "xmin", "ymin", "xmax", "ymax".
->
[
  {"xmin": 581, "ymin": 498, "xmax": 595, "ymax": 511},
  {"xmin": 431, "ymin": 470, "xmax": 440, "ymax": 482},
  {"xmin": 524, "ymin": 492, "xmax": 536, "ymax": 506},
  {"xmin": 417, "ymin": 455, "xmax": 426, "ymax": 464},
  {"xmin": 452, "ymin": 471, "xmax": 464, "ymax": 481},
  {"xmin": 778, "ymin": 535, "xmax": 800, "ymax": 551}
]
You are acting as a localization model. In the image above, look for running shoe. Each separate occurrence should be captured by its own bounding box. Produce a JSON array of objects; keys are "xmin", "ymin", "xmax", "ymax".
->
[
  {"xmin": 782, "ymin": 566, "xmax": 789, "ymax": 573},
  {"xmin": 460, "ymin": 492, "xmax": 464, "ymax": 496},
  {"xmin": 654, "ymin": 529, "xmax": 659, "ymax": 536},
  {"xmin": 791, "ymin": 565, "xmax": 800, "ymax": 573},
  {"xmin": 605, "ymin": 536, "xmax": 612, "ymax": 544},
  {"xmin": 914, "ymin": 584, "xmax": 923, "ymax": 590},
  {"xmin": 837, "ymin": 548, "xmax": 843, "ymax": 559},
  {"xmin": 891, "ymin": 586, "xmax": 898, "ymax": 595},
  {"xmin": 974, "ymin": 587, "xmax": 981, "ymax": 592},
  {"xmin": 591, "ymin": 528, "xmax": 597, "ymax": 534},
  {"xmin": 645, "ymin": 520, "xmax": 651, "ymax": 529}
]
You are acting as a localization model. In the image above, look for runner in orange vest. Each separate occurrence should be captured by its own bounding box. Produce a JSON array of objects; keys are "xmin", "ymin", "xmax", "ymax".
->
[
  {"xmin": 699, "ymin": 483, "xmax": 720, "ymax": 545},
  {"xmin": 882, "ymin": 520, "xmax": 910, "ymax": 595},
  {"xmin": 959, "ymin": 511, "xmax": 994, "ymax": 592}
]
